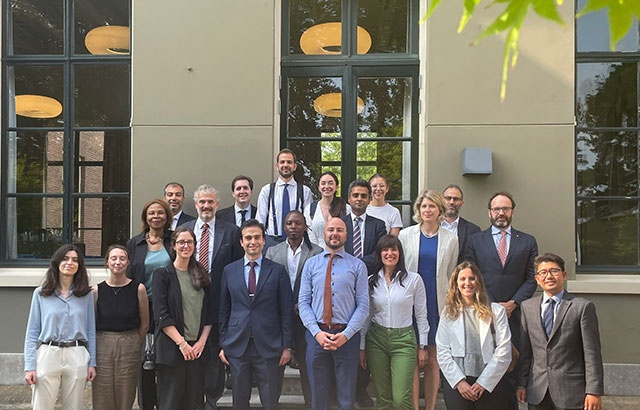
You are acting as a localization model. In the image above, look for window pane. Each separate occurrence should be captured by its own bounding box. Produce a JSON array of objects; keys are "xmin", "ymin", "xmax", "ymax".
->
[
  {"xmin": 577, "ymin": 131, "xmax": 638, "ymax": 197},
  {"xmin": 287, "ymin": 77, "xmax": 342, "ymax": 138},
  {"xmin": 356, "ymin": 140, "xmax": 411, "ymax": 201},
  {"xmin": 577, "ymin": 199, "xmax": 638, "ymax": 265},
  {"xmin": 74, "ymin": 64, "xmax": 130, "ymax": 127},
  {"xmin": 7, "ymin": 197, "xmax": 63, "ymax": 259},
  {"xmin": 7, "ymin": 131, "xmax": 64, "ymax": 193},
  {"xmin": 74, "ymin": 0, "xmax": 130, "ymax": 55},
  {"xmin": 577, "ymin": 0, "xmax": 638, "ymax": 52},
  {"xmin": 74, "ymin": 197, "xmax": 129, "ymax": 258},
  {"xmin": 576, "ymin": 62, "xmax": 637, "ymax": 128},
  {"xmin": 9, "ymin": 0, "xmax": 63, "ymax": 55},
  {"xmin": 358, "ymin": 0, "xmax": 408, "ymax": 54},
  {"xmin": 289, "ymin": 0, "xmax": 341, "ymax": 55},
  {"xmin": 74, "ymin": 130, "xmax": 130, "ymax": 192},
  {"xmin": 9, "ymin": 65, "xmax": 64, "ymax": 128},
  {"xmin": 358, "ymin": 77, "xmax": 412, "ymax": 137},
  {"xmin": 288, "ymin": 140, "xmax": 342, "ymax": 197}
]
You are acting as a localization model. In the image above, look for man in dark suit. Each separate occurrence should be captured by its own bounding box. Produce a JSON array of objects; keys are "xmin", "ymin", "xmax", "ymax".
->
[
  {"xmin": 441, "ymin": 184, "xmax": 481, "ymax": 264},
  {"xmin": 180, "ymin": 184, "xmax": 243, "ymax": 410},
  {"xmin": 517, "ymin": 253, "xmax": 603, "ymax": 410},
  {"xmin": 340, "ymin": 179, "xmax": 385, "ymax": 407},
  {"xmin": 164, "ymin": 182, "xmax": 196, "ymax": 230},
  {"xmin": 265, "ymin": 211, "xmax": 323, "ymax": 409},
  {"xmin": 216, "ymin": 175, "xmax": 257, "ymax": 227},
  {"xmin": 219, "ymin": 219, "xmax": 294, "ymax": 410}
]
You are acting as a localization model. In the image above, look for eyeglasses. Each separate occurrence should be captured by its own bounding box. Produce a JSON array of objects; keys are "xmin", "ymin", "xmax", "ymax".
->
[
  {"xmin": 176, "ymin": 240, "xmax": 194, "ymax": 247},
  {"xmin": 490, "ymin": 206, "xmax": 513, "ymax": 214},
  {"xmin": 536, "ymin": 268, "xmax": 562, "ymax": 278},
  {"xmin": 444, "ymin": 196, "xmax": 462, "ymax": 202}
]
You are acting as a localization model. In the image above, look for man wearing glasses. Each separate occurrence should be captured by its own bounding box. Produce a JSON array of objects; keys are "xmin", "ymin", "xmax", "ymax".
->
[
  {"xmin": 464, "ymin": 191, "xmax": 538, "ymax": 410},
  {"xmin": 516, "ymin": 253, "xmax": 603, "ymax": 410},
  {"xmin": 440, "ymin": 184, "xmax": 481, "ymax": 264}
]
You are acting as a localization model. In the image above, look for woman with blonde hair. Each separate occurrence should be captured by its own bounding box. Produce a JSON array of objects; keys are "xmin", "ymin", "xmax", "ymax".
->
[
  {"xmin": 398, "ymin": 189, "xmax": 458, "ymax": 410},
  {"xmin": 436, "ymin": 262, "xmax": 511, "ymax": 409}
]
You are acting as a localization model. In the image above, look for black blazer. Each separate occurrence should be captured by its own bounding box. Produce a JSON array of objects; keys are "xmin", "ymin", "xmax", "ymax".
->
[
  {"xmin": 216, "ymin": 205, "xmax": 257, "ymax": 227},
  {"xmin": 126, "ymin": 229, "xmax": 172, "ymax": 288},
  {"xmin": 219, "ymin": 257, "xmax": 293, "ymax": 359},
  {"xmin": 341, "ymin": 214, "xmax": 386, "ymax": 272},
  {"xmin": 456, "ymin": 217, "xmax": 481, "ymax": 264},
  {"xmin": 152, "ymin": 264, "xmax": 216, "ymax": 367},
  {"xmin": 175, "ymin": 211, "xmax": 196, "ymax": 228},
  {"xmin": 464, "ymin": 227, "xmax": 538, "ymax": 305}
]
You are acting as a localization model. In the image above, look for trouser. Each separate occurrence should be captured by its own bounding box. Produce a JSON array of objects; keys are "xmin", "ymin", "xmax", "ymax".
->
[
  {"xmin": 156, "ymin": 356, "xmax": 206, "ymax": 410},
  {"xmin": 528, "ymin": 390, "xmax": 580, "ymax": 410},
  {"xmin": 365, "ymin": 323, "xmax": 416, "ymax": 410},
  {"xmin": 204, "ymin": 326, "xmax": 224, "ymax": 410},
  {"xmin": 92, "ymin": 330, "xmax": 141, "ymax": 410},
  {"xmin": 228, "ymin": 339, "xmax": 281, "ymax": 410},
  {"xmin": 32, "ymin": 344, "xmax": 89, "ymax": 410},
  {"xmin": 279, "ymin": 314, "xmax": 312, "ymax": 408},
  {"xmin": 442, "ymin": 374, "xmax": 510, "ymax": 410},
  {"xmin": 138, "ymin": 300, "xmax": 157, "ymax": 410}
]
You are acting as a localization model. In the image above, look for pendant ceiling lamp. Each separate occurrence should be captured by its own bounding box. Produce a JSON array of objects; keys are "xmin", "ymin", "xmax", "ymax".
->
[
  {"xmin": 15, "ymin": 95, "xmax": 63, "ymax": 119},
  {"xmin": 313, "ymin": 93, "xmax": 365, "ymax": 118},
  {"xmin": 85, "ymin": 25, "xmax": 130, "ymax": 55},
  {"xmin": 300, "ymin": 22, "xmax": 372, "ymax": 55}
]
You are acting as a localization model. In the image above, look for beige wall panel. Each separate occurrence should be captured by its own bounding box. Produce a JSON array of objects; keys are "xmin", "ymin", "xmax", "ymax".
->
[
  {"xmin": 130, "ymin": 126, "xmax": 274, "ymax": 229},
  {"xmin": 425, "ymin": 0, "xmax": 574, "ymax": 125},
  {"xmin": 424, "ymin": 125, "xmax": 575, "ymax": 272},
  {"xmin": 132, "ymin": 0, "xmax": 275, "ymax": 126},
  {"xmin": 0, "ymin": 288, "xmax": 33, "ymax": 353}
]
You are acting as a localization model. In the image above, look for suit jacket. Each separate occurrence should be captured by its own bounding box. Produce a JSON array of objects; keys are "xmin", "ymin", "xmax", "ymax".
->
[
  {"xmin": 436, "ymin": 303, "xmax": 512, "ymax": 393},
  {"xmin": 456, "ymin": 217, "xmax": 481, "ymax": 264},
  {"xmin": 464, "ymin": 227, "xmax": 538, "ymax": 305},
  {"xmin": 264, "ymin": 240, "xmax": 323, "ymax": 301},
  {"xmin": 175, "ymin": 211, "xmax": 196, "ymax": 228},
  {"xmin": 216, "ymin": 204, "xmax": 257, "ymax": 227},
  {"xmin": 341, "ymin": 214, "xmax": 386, "ymax": 272},
  {"xmin": 218, "ymin": 258, "xmax": 294, "ymax": 359},
  {"xmin": 398, "ymin": 224, "xmax": 459, "ymax": 314},
  {"xmin": 517, "ymin": 292, "xmax": 604, "ymax": 409},
  {"xmin": 126, "ymin": 229, "xmax": 172, "ymax": 286},
  {"xmin": 152, "ymin": 264, "xmax": 215, "ymax": 367}
]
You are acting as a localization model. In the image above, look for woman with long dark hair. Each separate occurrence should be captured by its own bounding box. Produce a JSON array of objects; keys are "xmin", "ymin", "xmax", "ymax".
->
[
  {"xmin": 359, "ymin": 235, "xmax": 429, "ymax": 410},
  {"xmin": 24, "ymin": 244, "xmax": 96, "ymax": 410},
  {"xmin": 436, "ymin": 262, "xmax": 511, "ymax": 410},
  {"xmin": 92, "ymin": 245, "xmax": 149, "ymax": 410},
  {"xmin": 309, "ymin": 171, "xmax": 348, "ymax": 248},
  {"xmin": 152, "ymin": 227, "xmax": 215, "ymax": 410}
]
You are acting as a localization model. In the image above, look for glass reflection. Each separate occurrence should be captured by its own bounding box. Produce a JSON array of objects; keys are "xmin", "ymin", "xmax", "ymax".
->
[
  {"xmin": 578, "ymin": 199, "xmax": 638, "ymax": 265},
  {"xmin": 577, "ymin": 0, "xmax": 638, "ymax": 52},
  {"xmin": 74, "ymin": 131, "xmax": 130, "ymax": 193},
  {"xmin": 576, "ymin": 63, "xmax": 637, "ymax": 128},
  {"xmin": 74, "ymin": 64, "xmax": 130, "ymax": 127},
  {"xmin": 288, "ymin": 140, "xmax": 342, "ymax": 197},
  {"xmin": 8, "ymin": 197, "xmax": 64, "ymax": 259},
  {"xmin": 358, "ymin": 0, "xmax": 409, "ymax": 53},
  {"xmin": 75, "ymin": 0, "xmax": 130, "ymax": 55},
  {"xmin": 355, "ymin": 140, "xmax": 411, "ymax": 201},
  {"xmin": 8, "ymin": 131, "xmax": 64, "ymax": 194},
  {"xmin": 287, "ymin": 77, "xmax": 342, "ymax": 137},
  {"xmin": 73, "ymin": 197, "xmax": 129, "ymax": 258},
  {"xmin": 358, "ymin": 77, "xmax": 412, "ymax": 136},
  {"xmin": 288, "ymin": 0, "xmax": 340, "ymax": 55},
  {"xmin": 9, "ymin": 65, "xmax": 64, "ymax": 128},
  {"xmin": 9, "ymin": 0, "xmax": 63, "ymax": 55}
]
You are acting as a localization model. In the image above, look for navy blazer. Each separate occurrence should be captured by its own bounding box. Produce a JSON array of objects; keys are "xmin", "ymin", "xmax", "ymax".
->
[
  {"xmin": 341, "ymin": 214, "xmax": 386, "ymax": 273},
  {"xmin": 175, "ymin": 211, "xmax": 196, "ymax": 228},
  {"xmin": 218, "ymin": 257, "xmax": 293, "ymax": 359},
  {"xmin": 464, "ymin": 227, "xmax": 538, "ymax": 305},
  {"xmin": 456, "ymin": 217, "xmax": 481, "ymax": 264},
  {"xmin": 216, "ymin": 204, "xmax": 257, "ymax": 227},
  {"xmin": 152, "ymin": 264, "xmax": 216, "ymax": 367},
  {"xmin": 126, "ymin": 229, "xmax": 172, "ymax": 287}
]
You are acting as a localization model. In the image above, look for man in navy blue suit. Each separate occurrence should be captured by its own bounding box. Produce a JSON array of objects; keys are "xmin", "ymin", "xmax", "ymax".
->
[{"xmin": 218, "ymin": 219, "xmax": 294, "ymax": 410}]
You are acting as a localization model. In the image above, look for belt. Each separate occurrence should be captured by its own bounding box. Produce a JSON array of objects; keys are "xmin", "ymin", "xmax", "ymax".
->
[
  {"xmin": 317, "ymin": 323, "xmax": 346, "ymax": 331},
  {"xmin": 40, "ymin": 340, "xmax": 87, "ymax": 348}
]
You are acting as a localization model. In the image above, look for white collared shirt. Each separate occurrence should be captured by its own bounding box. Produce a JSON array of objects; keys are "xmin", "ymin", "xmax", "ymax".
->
[
  {"xmin": 171, "ymin": 210, "xmax": 184, "ymax": 230},
  {"xmin": 256, "ymin": 177, "xmax": 312, "ymax": 236},
  {"xmin": 350, "ymin": 212, "xmax": 367, "ymax": 248},
  {"xmin": 234, "ymin": 203, "xmax": 252, "ymax": 227},
  {"xmin": 194, "ymin": 218, "xmax": 215, "ymax": 272},
  {"xmin": 286, "ymin": 241, "xmax": 303, "ymax": 291},
  {"xmin": 441, "ymin": 217, "xmax": 460, "ymax": 235},
  {"xmin": 491, "ymin": 225, "xmax": 512, "ymax": 254}
]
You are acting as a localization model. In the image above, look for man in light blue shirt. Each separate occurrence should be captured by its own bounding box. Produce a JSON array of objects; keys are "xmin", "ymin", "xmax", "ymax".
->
[{"xmin": 298, "ymin": 217, "xmax": 369, "ymax": 410}]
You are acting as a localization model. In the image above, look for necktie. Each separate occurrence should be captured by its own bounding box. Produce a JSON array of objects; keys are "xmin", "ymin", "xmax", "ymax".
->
[
  {"xmin": 248, "ymin": 261, "xmax": 257, "ymax": 298},
  {"xmin": 353, "ymin": 216, "xmax": 363, "ymax": 259},
  {"xmin": 323, "ymin": 254, "xmax": 336, "ymax": 325},
  {"xmin": 543, "ymin": 298, "xmax": 556, "ymax": 338},
  {"xmin": 281, "ymin": 183, "xmax": 290, "ymax": 239},
  {"xmin": 199, "ymin": 223, "xmax": 209, "ymax": 272},
  {"xmin": 497, "ymin": 230, "xmax": 507, "ymax": 266},
  {"xmin": 239, "ymin": 209, "xmax": 248, "ymax": 225}
]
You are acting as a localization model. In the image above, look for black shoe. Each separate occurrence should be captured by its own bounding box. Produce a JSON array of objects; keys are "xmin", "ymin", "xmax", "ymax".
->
[
  {"xmin": 356, "ymin": 394, "xmax": 374, "ymax": 408},
  {"xmin": 225, "ymin": 366, "xmax": 232, "ymax": 390},
  {"xmin": 288, "ymin": 351, "xmax": 299, "ymax": 369}
]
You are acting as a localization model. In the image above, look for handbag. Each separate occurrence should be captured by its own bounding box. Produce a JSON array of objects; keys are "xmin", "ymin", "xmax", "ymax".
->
[{"xmin": 490, "ymin": 320, "xmax": 519, "ymax": 373}]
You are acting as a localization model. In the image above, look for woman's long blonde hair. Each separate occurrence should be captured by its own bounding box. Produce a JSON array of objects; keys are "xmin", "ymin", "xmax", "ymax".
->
[{"xmin": 443, "ymin": 262, "xmax": 493, "ymax": 321}]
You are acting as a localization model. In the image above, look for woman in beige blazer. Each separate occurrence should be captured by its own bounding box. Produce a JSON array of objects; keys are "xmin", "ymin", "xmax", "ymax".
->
[{"xmin": 399, "ymin": 189, "xmax": 458, "ymax": 410}]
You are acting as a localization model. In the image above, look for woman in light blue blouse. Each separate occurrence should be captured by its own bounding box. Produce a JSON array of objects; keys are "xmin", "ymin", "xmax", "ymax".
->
[{"xmin": 24, "ymin": 244, "xmax": 96, "ymax": 410}]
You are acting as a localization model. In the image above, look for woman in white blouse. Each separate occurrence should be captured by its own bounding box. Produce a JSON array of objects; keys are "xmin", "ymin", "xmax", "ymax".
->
[
  {"xmin": 436, "ymin": 262, "xmax": 512, "ymax": 410},
  {"xmin": 359, "ymin": 235, "xmax": 428, "ymax": 410}
]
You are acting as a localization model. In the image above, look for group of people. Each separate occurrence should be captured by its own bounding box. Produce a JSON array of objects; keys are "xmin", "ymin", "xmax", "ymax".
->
[{"xmin": 23, "ymin": 148, "xmax": 604, "ymax": 410}]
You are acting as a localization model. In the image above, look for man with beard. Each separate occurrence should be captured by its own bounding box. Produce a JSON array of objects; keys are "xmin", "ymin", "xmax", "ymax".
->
[
  {"xmin": 464, "ymin": 191, "xmax": 538, "ymax": 410},
  {"xmin": 298, "ymin": 217, "xmax": 369, "ymax": 410},
  {"xmin": 164, "ymin": 182, "xmax": 196, "ymax": 230},
  {"xmin": 440, "ymin": 184, "xmax": 481, "ymax": 264}
]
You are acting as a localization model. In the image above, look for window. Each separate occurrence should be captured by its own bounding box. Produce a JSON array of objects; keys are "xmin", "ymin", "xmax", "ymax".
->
[
  {"xmin": 281, "ymin": 0, "xmax": 419, "ymax": 223},
  {"xmin": 1, "ymin": 0, "xmax": 131, "ymax": 263},
  {"xmin": 575, "ymin": 0, "xmax": 640, "ymax": 269}
]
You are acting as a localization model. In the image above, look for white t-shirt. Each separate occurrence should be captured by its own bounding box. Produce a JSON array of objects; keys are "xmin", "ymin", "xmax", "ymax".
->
[{"xmin": 366, "ymin": 203, "xmax": 403, "ymax": 233}]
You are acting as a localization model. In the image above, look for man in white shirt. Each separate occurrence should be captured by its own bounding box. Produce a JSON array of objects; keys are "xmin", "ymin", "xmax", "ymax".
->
[
  {"xmin": 216, "ymin": 175, "xmax": 257, "ymax": 227},
  {"xmin": 164, "ymin": 182, "xmax": 195, "ymax": 230},
  {"xmin": 440, "ymin": 184, "xmax": 480, "ymax": 264}
]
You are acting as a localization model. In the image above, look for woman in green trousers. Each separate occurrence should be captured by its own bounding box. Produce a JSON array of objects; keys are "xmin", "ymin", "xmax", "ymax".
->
[{"xmin": 359, "ymin": 235, "xmax": 429, "ymax": 410}]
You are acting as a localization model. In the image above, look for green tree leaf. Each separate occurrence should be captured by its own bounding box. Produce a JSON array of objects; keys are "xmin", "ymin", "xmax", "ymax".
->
[
  {"xmin": 608, "ymin": 2, "xmax": 635, "ymax": 50},
  {"xmin": 532, "ymin": 0, "xmax": 565, "ymax": 25}
]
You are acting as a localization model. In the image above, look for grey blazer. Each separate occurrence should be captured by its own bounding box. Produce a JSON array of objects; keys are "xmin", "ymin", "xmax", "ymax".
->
[
  {"xmin": 517, "ymin": 292, "xmax": 604, "ymax": 409},
  {"xmin": 265, "ymin": 239, "xmax": 323, "ymax": 301}
]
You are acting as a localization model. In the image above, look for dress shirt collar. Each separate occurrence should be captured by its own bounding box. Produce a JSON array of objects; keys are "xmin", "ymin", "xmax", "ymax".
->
[
  {"xmin": 542, "ymin": 290, "xmax": 564, "ymax": 306},
  {"xmin": 173, "ymin": 210, "xmax": 183, "ymax": 222},
  {"xmin": 350, "ymin": 212, "xmax": 367, "ymax": 224},
  {"xmin": 276, "ymin": 177, "xmax": 297, "ymax": 189},
  {"xmin": 491, "ymin": 225, "xmax": 511, "ymax": 236},
  {"xmin": 234, "ymin": 203, "xmax": 251, "ymax": 213},
  {"xmin": 441, "ymin": 217, "xmax": 459, "ymax": 231},
  {"xmin": 196, "ymin": 217, "xmax": 215, "ymax": 230},
  {"xmin": 322, "ymin": 249, "xmax": 346, "ymax": 259},
  {"xmin": 287, "ymin": 240, "xmax": 303, "ymax": 256},
  {"xmin": 244, "ymin": 255, "xmax": 263, "ymax": 267}
]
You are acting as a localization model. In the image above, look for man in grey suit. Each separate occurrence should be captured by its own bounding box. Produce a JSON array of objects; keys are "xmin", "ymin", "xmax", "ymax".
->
[
  {"xmin": 265, "ymin": 210, "xmax": 323, "ymax": 409},
  {"xmin": 440, "ymin": 184, "xmax": 481, "ymax": 264},
  {"xmin": 517, "ymin": 253, "xmax": 603, "ymax": 410}
]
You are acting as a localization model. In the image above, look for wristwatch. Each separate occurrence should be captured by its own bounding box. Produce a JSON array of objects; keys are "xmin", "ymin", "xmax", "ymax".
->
[{"xmin": 420, "ymin": 344, "xmax": 428, "ymax": 350}]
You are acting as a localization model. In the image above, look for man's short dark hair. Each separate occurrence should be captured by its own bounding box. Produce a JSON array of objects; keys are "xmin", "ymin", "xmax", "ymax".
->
[
  {"xmin": 488, "ymin": 191, "xmax": 516, "ymax": 209},
  {"xmin": 164, "ymin": 182, "xmax": 185, "ymax": 195},
  {"xmin": 231, "ymin": 175, "xmax": 254, "ymax": 191},
  {"xmin": 534, "ymin": 253, "xmax": 565, "ymax": 272},
  {"xmin": 240, "ymin": 219, "xmax": 265, "ymax": 238},
  {"xmin": 276, "ymin": 148, "xmax": 297, "ymax": 162},
  {"xmin": 348, "ymin": 179, "xmax": 371, "ymax": 197},
  {"xmin": 443, "ymin": 184, "xmax": 464, "ymax": 200}
]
